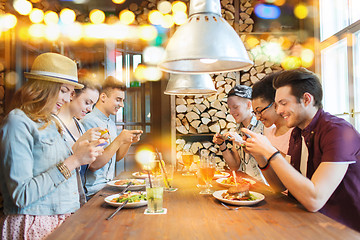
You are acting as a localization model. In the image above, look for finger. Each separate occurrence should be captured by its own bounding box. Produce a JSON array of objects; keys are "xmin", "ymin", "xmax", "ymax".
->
[{"xmin": 241, "ymin": 128, "xmax": 256, "ymax": 138}]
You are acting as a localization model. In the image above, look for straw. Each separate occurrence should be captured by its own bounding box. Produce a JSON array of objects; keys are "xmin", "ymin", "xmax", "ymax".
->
[
  {"xmin": 147, "ymin": 170, "xmax": 153, "ymax": 188},
  {"xmin": 156, "ymin": 148, "xmax": 171, "ymax": 188},
  {"xmin": 232, "ymin": 170, "xmax": 237, "ymax": 187}
]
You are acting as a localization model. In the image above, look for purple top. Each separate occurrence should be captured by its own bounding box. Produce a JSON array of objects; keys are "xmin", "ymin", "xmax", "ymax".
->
[{"xmin": 288, "ymin": 109, "xmax": 360, "ymax": 231}]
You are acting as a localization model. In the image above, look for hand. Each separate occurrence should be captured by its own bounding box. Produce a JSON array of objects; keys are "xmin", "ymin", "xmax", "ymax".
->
[
  {"xmin": 213, "ymin": 133, "xmax": 224, "ymax": 145},
  {"xmin": 223, "ymin": 132, "xmax": 245, "ymax": 146},
  {"xmin": 79, "ymin": 127, "xmax": 106, "ymax": 142},
  {"xmin": 72, "ymin": 139, "xmax": 105, "ymax": 166},
  {"xmin": 118, "ymin": 129, "xmax": 143, "ymax": 144},
  {"xmin": 241, "ymin": 128, "xmax": 278, "ymax": 159}
]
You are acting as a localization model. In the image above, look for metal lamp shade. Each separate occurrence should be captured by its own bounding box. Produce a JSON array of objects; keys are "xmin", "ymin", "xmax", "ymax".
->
[
  {"xmin": 158, "ymin": 0, "xmax": 253, "ymax": 74},
  {"xmin": 164, "ymin": 74, "xmax": 216, "ymax": 95}
]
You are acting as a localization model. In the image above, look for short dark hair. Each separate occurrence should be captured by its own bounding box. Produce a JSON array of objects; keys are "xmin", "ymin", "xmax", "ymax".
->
[
  {"xmin": 273, "ymin": 68, "xmax": 323, "ymax": 109},
  {"xmin": 102, "ymin": 76, "xmax": 126, "ymax": 96},
  {"xmin": 252, "ymin": 71, "xmax": 282, "ymax": 102}
]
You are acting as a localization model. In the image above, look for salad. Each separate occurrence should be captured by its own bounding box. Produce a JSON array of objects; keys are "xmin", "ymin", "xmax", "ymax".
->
[
  {"xmin": 114, "ymin": 179, "xmax": 144, "ymax": 186},
  {"xmin": 110, "ymin": 191, "xmax": 146, "ymax": 203}
]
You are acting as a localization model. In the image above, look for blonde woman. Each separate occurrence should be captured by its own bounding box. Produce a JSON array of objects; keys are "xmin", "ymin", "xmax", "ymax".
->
[{"xmin": 0, "ymin": 53, "xmax": 104, "ymax": 239}]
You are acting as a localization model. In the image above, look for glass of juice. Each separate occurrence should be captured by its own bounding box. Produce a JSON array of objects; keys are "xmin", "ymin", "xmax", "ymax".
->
[
  {"xmin": 199, "ymin": 155, "xmax": 216, "ymax": 194},
  {"xmin": 145, "ymin": 177, "xmax": 164, "ymax": 213},
  {"xmin": 161, "ymin": 162, "xmax": 177, "ymax": 191},
  {"xmin": 182, "ymin": 151, "xmax": 194, "ymax": 176}
]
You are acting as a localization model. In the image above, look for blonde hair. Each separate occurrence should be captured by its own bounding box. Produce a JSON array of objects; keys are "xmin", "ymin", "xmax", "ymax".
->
[{"xmin": 9, "ymin": 79, "xmax": 62, "ymax": 130}]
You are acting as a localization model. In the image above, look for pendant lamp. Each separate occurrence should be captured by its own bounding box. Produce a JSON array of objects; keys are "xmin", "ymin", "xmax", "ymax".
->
[
  {"xmin": 164, "ymin": 74, "xmax": 216, "ymax": 95},
  {"xmin": 158, "ymin": 0, "xmax": 253, "ymax": 74}
]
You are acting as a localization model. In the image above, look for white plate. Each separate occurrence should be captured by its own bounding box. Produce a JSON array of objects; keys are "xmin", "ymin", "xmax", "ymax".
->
[
  {"xmin": 104, "ymin": 193, "xmax": 147, "ymax": 208},
  {"xmin": 213, "ymin": 190, "xmax": 265, "ymax": 206},
  {"xmin": 213, "ymin": 172, "xmax": 230, "ymax": 179},
  {"xmin": 107, "ymin": 179, "xmax": 145, "ymax": 190},
  {"xmin": 216, "ymin": 177, "xmax": 256, "ymax": 188},
  {"xmin": 132, "ymin": 172, "xmax": 154, "ymax": 179}
]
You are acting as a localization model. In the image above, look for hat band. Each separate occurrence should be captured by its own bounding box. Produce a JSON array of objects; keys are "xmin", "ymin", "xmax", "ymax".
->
[{"xmin": 31, "ymin": 70, "xmax": 78, "ymax": 83}]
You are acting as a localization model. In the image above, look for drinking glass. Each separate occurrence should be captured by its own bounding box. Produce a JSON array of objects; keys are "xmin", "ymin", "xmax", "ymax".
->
[
  {"xmin": 199, "ymin": 155, "xmax": 215, "ymax": 194},
  {"xmin": 182, "ymin": 151, "xmax": 194, "ymax": 176},
  {"xmin": 161, "ymin": 163, "xmax": 177, "ymax": 191},
  {"xmin": 146, "ymin": 177, "xmax": 164, "ymax": 213}
]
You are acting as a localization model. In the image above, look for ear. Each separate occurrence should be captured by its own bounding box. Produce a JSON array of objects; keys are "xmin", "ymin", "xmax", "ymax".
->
[
  {"xmin": 302, "ymin": 92, "xmax": 313, "ymax": 107},
  {"xmin": 247, "ymin": 99, "xmax": 252, "ymax": 109},
  {"xmin": 99, "ymin": 92, "xmax": 107, "ymax": 103}
]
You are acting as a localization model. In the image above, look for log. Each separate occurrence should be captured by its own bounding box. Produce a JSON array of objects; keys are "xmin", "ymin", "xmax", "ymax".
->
[
  {"xmin": 194, "ymin": 97, "xmax": 203, "ymax": 104},
  {"xmin": 201, "ymin": 112, "xmax": 210, "ymax": 118},
  {"xmin": 211, "ymin": 100, "xmax": 222, "ymax": 110},
  {"xmin": 208, "ymin": 109, "xmax": 218, "ymax": 116},
  {"xmin": 176, "ymin": 118, "xmax": 182, "ymax": 127},
  {"xmin": 209, "ymin": 122, "xmax": 221, "ymax": 133},
  {"xmin": 187, "ymin": 98, "xmax": 195, "ymax": 104},
  {"xmin": 178, "ymin": 114, "xmax": 185, "ymax": 120},
  {"xmin": 190, "ymin": 120, "xmax": 201, "ymax": 129},
  {"xmin": 196, "ymin": 104, "xmax": 207, "ymax": 113},
  {"xmin": 198, "ymin": 124, "xmax": 210, "ymax": 133},
  {"xmin": 216, "ymin": 80, "xmax": 226, "ymax": 88},
  {"xmin": 191, "ymin": 142, "xmax": 203, "ymax": 154},
  {"xmin": 215, "ymin": 111, "xmax": 226, "ymax": 119},
  {"xmin": 203, "ymin": 141, "xmax": 212, "ymax": 149},
  {"xmin": 207, "ymin": 94, "xmax": 217, "ymax": 102},
  {"xmin": 181, "ymin": 118, "xmax": 190, "ymax": 130},
  {"xmin": 176, "ymin": 125, "xmax": 188, "ymax": 134},
  {"xmin": 186, "ymin": 112, "xmax": 200, "ymax": 122},
  {"xmin": 176, "ymin": 105, "xmax": 187, "ymax": 113},
  {"xmin": 224, "ymin": 84, "xmax": 232, "ymax": 94},
  {"xmin": 189, "ymin": 126, "xmax": 197, "ymax": 134},
  {"xmin": 201, "ymin": 117, "xmax": 211, "ymax": 125},
  {"xmin": 219, "ymin": 119, "xmax": 227, "ymax": 129},
  {"xmin": 227, "ymin": 122, "xmax": 237, "ymax": 128},
  {"xmin": 176, "ymin": 98, "xmax": 187, "ymax": 105},
  {"xmin": 215, "ymin": 75, "xmax": 224, "ymax": 82},
  {"xmin": 203, "ymin": 99, "xmax": 210, "ymax": 108},
  {"xmin": 226, "ymin": 114, "xmax": 236, "ymax": 122}
]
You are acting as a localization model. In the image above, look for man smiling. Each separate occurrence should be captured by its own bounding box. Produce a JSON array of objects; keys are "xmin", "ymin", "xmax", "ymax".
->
[
  {"xmin": 81, "ymin": 76, "xmax": 142, "ymax": 197},
  {"xmin": 241, "ymin": 68, "xmax": 360, "ymax": 231}
]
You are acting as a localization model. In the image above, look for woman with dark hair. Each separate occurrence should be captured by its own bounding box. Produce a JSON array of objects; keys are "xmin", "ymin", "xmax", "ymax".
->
[
  {"xmin": 0, "ymin": 53, "xmax": 104, "ymax": 239},
  {"xmin": 252, "ymin": 72, "xmax": 293, "ymax": 157}
]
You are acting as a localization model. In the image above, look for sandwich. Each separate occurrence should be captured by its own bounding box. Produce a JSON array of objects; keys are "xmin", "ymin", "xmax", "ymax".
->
[{"xmin": 221, "ymin": 184, "xmax": 250, "ymax": 200}]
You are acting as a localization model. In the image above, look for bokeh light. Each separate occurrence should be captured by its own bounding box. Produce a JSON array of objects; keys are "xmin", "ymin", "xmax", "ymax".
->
[
  {"xmin": 65, "ymin": 22, "xmax": 83, "ymax": 41},
  {"xmin": 60, "ymin": 8, "xmax": 76, "ymax": 24},
  {"xmin": 274, "ymin": 0, "xmax": 286, "ymax": 6},
  {"xmin": 89, "ymin": 9, "xmax": 105, "ymax": 24},
  {"xmin": 2, "ymin": 14, "xmax": 18, "ymax": 30},
  {"xmin": 161, "ymin": 14, "xmax": 174, "ymax": 28},
  {"xmin": 13, "ymin": 0, "xmax": 32, "ymax": 15},
  {"xmin": 112, "ymin": 0, "xmax": 126, "ymax": 4},
  {"xmin": 28, "ymin": 23, "xmax": 45, "ymax": 38},
  {"xmin": 139, "ymin": 25, "xmax": 158, "ymax": 41},
  {"xmin": 143, "ymin": 46, "xmax": 165, "ymax": 64},
  {"xmin": 246, "ymin": 36, "xmax": 260, "ymax": 48},
  {"xmin": 172, "ymin": 1, "xmax": 187, "ymax": 13},
  {"xmin": 144, "ymin": 67, "xmax": 162, "ymax": 81},
  {"xmin": 281, "ymin": 56, "xmax": 302, "ymax": 70},
  {"xmin": 294, "ymin": 4, "xmax": 308, "ymax": 19},
  {"xmin": 29, "ymin": 8, "xmax": 44, "ymax": 23},
  {"xmin": 173, "ymin": 11, "xmax": 187, "ymax": 25},
  {"xmin": 301, "ymin": 49, "xmax": 314, "ymax": 68},
  {"xmin": 119, "ymin": 10, "xmax": 135, "ymax": 25},
  {"xmin": 44, "ymin": 11, "xmax": 59, "ymax": 25},
  {"xmin": 135, "ymin": 64, "xmax": 147, "ymax": 81},
  {"xmin": 148, "ymin": 10, "xmax": 164, "ymax": 25},
  {"xmin": 254, "ymin": 4, "xmax": 281, "ymax": 19},
  {"xmin": 135, "ymin": 146, "xmax": 156, "ymax": 170},
  {"xmin": 45, "ymin": 24, "xmax": 60, "ymax": 41},
  {"xmin": 5, "ymin": 71, "xmax": 19, "ymax": 88},
  {"xmin": 158, "ymin": 1, "xmax": 172, "ymax": 14}
]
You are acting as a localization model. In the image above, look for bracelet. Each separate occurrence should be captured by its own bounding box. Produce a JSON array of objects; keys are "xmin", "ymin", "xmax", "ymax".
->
[
  {"xmin": 220, "ymin": 143, "xmax": 228, "ymax": 152},
  {"xmin": 258, "ymin": 150, "xmax": 280, "ymax": 171},
  {"xmin": 56, "ymin": 161, "xmax": 72, "ymax": 179}
]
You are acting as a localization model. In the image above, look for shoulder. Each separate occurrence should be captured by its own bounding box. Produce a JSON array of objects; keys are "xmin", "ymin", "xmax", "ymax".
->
[
  {"xmin": 2, "ymin": 109, "xmax": 36, "ymax": 131},
  {"xmin": 317, "ymin": 112, "xmax": 359, "ymax": 139}
]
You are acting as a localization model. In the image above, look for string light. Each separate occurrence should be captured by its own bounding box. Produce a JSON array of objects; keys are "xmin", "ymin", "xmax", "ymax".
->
[
  {"xmin": 29, "ymin": 8, "xmax": 44, "ymax": 23},
  {"xmin": 89, "ymin": 9, "xmax": 105, "ymax": 24},
  {"xmin": 119, "ymin": 10, "xmax": 135, "ymax": 25}
]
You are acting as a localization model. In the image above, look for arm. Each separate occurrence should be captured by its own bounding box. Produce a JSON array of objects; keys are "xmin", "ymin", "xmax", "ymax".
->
[
  {"xmin": 89, "ymin": 129, "xmax": 142, "ymax": 170},
  {"xmin": 1, "ymin": 114, "xmax": 102, "ymax": 208},
  {"xmin": 213, "ymin": 133, "xmax": 241, "ymax": 170},
  {"xmin": 242, "ymin": 128, "xmax": 349, "ymax": 212}
]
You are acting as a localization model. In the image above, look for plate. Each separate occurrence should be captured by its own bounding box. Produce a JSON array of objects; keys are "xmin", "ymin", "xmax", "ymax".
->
[
  {"xmin": 216, "ymin": 177, "xmax": 256, "ymax": 188},
  {"xmin": 213, "ymin": 172, "xmax": 230, "ymax": 179},
  {"xmin": 107, "ymin": 179, "xmax": 145, "ymax": 190},
  {"xmin": 132, "ymin": 172, "xmax": 154, "ymax": 179},
  {"xmin": 213, "ymin": 190, "xmax": 265, "ymax": 206},
  {"xmin": 104, "ymin": 193, "xmax": 147, "ymax": 208}
]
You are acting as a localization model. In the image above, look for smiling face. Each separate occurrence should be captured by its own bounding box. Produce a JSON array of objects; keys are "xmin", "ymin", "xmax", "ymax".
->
[
  {"xmin": 70, "ymin": 88, "xmax": 100, "ymax": 119},
  {"xmin": 275, "ymin": 86, "xmax": 309, "ymax": 129},
  {"xmin": 100, "ymin": 88, "xmax": 125, "ymax": 117},
  {"xmin": 52, "ymin": 84, "xmax": 75, "ymax": 114},
  {"xmin": 252, "ymin": 97, "xmax": 278, "ymax": 128},
  {"xmin": 227, "ymin": 96, "xmax": 252, "ymax": 124}
]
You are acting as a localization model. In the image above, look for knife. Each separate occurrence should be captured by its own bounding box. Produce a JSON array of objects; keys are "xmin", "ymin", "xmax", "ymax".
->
[
  {"xmin": 106, "ymin": 199, "xmax": 129, "ymax": 220},
  {"xmin": 119, "ymin": 181, "xmax": 133, "ymax": 195}
]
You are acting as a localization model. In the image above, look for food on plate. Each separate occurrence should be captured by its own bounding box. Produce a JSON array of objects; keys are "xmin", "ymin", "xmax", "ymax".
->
[
  {"xmin": 214, "ymin": 170, "xmax": 228, "ymax": 176},
  {"xmin": 221, "ymin": 185, "xmax": 257, "ymax": 201},
  {"xmin": 114, "ymin": 179, "xmax": 144, "ymax": 186},
  {"xmin": 220, "ymin": 176, "xmax": 254, "ymax": 186},
  {"xmin": 110, "ymin": 191, "xmax": 146, "ymax": 203}
]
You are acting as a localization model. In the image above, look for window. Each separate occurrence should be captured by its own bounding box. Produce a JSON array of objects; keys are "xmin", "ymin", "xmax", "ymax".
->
[{"xmin": 319, "ymin": 1, "xmax": 360, "ymax": 131}]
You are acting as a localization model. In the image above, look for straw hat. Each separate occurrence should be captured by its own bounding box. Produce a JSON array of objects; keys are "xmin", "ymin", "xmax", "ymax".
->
[{"xmin": 24, "ymin": 52, "xmax": 83, "ymax": 89}]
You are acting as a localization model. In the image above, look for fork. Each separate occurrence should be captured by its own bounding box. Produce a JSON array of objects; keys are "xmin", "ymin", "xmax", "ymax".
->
[{"xmin": 220, "ymin": 202, "xmax": 269, "ymax": 210}]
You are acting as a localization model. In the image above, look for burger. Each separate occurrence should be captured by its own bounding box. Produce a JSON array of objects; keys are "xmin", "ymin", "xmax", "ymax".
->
[{"xmin": 221, "ymin": 184, "xmax": 250, "ymax": 200}]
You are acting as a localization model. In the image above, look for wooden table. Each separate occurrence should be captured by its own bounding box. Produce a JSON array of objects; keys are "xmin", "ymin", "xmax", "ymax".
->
[{"xmin": 48, "ymin": 172, "xmax": 360, "ymax": 240}]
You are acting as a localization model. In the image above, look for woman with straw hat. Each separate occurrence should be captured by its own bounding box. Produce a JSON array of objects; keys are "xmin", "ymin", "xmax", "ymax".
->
[{"xmin": 0, "ymin": 53, "xmax": 105, "ymax": 239}]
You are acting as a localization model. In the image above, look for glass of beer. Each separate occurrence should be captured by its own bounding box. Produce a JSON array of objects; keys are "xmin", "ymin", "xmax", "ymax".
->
[
  {"xmin": 182, "ymin": 151, "xmax": 194, "ymax": 176},
  {"xmin": 199, "ymin": 155, "xmax": 215, "ymax": 194}
]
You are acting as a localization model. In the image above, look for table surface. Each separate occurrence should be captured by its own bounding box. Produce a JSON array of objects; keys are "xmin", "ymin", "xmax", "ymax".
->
[{"xmin": 47, "ymin": 172, "xmax": 360, "ymax": 240}]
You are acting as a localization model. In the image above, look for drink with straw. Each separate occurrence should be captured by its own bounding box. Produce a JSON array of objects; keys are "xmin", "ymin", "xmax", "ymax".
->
[{"xmin": 146, "ymin": 177, "xmax": 164, "ymax": 213}]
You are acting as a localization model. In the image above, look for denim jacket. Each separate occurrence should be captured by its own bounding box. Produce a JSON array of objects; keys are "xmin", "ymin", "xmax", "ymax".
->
[
  {"xmin": 81, "ymin": 107, "xmax": 121, "ymax": 196},
  {"xmin": 0, "ymin": 109, "xmax": 80, "ymax": 215}
]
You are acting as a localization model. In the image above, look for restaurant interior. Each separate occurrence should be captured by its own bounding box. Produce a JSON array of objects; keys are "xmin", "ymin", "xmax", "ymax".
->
[{"xmin": 1, "ymin": 0, "xmax": 360, "ymax": 238}]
